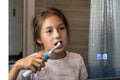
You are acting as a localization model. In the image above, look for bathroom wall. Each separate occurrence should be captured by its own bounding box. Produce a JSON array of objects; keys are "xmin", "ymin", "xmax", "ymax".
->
[{"xmin": 9, "ymin": 0, "xmax": 23, "ymax": 55}]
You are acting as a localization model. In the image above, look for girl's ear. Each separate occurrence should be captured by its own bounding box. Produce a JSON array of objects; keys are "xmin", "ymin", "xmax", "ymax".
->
[{"xmin": 37, "ymin": 38, "xmax": 43, "ymax": 44}]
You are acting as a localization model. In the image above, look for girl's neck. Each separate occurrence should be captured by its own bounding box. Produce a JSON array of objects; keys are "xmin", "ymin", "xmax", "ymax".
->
[
  {"xmin": 50, "ymin": 51, "xmax": 66, "ymax": 60},
  {"xmin": 38, "ymin": 50, "xmax": 66, "ymax": 60}
]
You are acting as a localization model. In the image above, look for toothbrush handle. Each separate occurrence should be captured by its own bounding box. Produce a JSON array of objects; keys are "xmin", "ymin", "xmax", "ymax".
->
[
  {"xmin": 22, "ymin": 70, "xmax": 32, "ymax": 77},
  {"xmin": 22, "ymin": 52, "xmax": 50, "ymax": 78},
  {"xmin": 43, "ymin": 52, "xmax": 50, "ymax": 60}
]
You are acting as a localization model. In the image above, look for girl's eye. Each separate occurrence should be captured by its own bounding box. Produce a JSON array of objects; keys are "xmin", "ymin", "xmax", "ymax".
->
[
  {"xmin": 59, "ymin": 26, "xmax": 65, "ymax": 30},
  {"xmin": 46, "ymin": 29, "xmax": 52, "ymax": 33}
]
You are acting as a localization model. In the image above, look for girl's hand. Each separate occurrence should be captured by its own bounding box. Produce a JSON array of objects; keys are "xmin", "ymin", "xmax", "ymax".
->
[{"xmin": 14, "ymin": 53, "xmax": 46, "ymax": 72}]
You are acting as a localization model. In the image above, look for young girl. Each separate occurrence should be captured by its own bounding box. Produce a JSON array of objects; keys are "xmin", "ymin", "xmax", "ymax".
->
[{"xmin": 9, "ymin": 7, "xmax": 88, "ymax": 80}]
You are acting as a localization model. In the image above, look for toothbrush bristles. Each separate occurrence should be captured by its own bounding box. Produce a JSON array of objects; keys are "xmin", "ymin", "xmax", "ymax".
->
[
  {"xmin": 56, "ymin": 42, "xmax": 61, "ymax": 47},
  {"xmin": 48, "ymin": 42, "xmax": 61, "ymax": 55}
]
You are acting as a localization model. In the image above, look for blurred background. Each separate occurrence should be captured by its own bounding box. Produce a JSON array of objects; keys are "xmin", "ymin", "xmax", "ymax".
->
[{"xmin": 9, "ymin": 0, "xmax": 120, "ymax": 79}]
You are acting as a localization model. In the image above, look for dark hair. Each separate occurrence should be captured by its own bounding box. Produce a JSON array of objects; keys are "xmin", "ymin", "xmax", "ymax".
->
[{"xmin": 32, "ymin": 7, "xmax": 70, "ymax": 50}]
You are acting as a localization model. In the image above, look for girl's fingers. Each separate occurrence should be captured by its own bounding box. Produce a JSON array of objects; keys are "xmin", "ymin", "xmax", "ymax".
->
[
  {"xmin": 41, "ymin": 63, "xmax": 45, "ymax": 67},
  {"xmin": 34, "ymin": 58, "xmax": 44, "ymax": 64},
  {"xmin": 33, "ymin": 62, "xmax": 41, "ymax": 69},
  {"xmin": 32, "ymin": 55, "xmax": 46, "ymax": 71},
  {"xmin": 29, "ymin": 66, "xmax": 36, "ymax": 73},
  {"xmin": 33, "ymin": 61, "xmax": 45, "ymax": 70},
  {"xmin": 15, "ymin": 53, "xmax": 47, "ymax": 72},
  {"xmin": 36, "ymin": 53, "xmax": 46, "ymax": 61}
]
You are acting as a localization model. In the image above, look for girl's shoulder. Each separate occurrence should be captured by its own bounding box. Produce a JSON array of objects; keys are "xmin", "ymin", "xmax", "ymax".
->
[
  {"xmin": 65, "ymin": 51, "xmax": 85, "ymax": 66},
  {"xmin": 66, "ymin": 51, "xmax": 82, "ymax": 57},
  {"xmin": 65, "ymin": 51, "xmax": 84, "ymax": 61}
]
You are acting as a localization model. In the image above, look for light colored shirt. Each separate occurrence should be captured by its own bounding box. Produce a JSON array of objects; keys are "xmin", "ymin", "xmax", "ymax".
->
[{"xmin": 17, "ymin": 51, "xmax": 88, "ymax": 80}]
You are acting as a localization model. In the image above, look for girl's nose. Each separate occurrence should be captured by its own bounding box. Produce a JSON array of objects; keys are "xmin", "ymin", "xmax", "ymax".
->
[{"xmin": 54, "ymin": 30, "xmax": 61, "ymax": 39}]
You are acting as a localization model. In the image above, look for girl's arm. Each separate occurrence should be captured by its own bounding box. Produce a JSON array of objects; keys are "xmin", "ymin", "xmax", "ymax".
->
[
  {"xmin": 9, "ymin": 54, "xmax": 46, "ymax": 80},
  {"xmin": 9, "ymin": 62, "xmax": 21, "ymax": 80}
]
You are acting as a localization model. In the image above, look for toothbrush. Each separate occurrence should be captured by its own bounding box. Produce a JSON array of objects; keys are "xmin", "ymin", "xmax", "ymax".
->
[
  {"xmin": 43, "ymin": 42, "xmax": 61, "ymax": 59},
  {"xmin": 22, "ymin": 42, "xmax": 61, "ymax": 78}
]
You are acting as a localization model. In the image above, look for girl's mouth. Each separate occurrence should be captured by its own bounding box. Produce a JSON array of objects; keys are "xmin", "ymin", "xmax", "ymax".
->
[{"xmin": 55, "ymin": 41, "xmax": 62, "ymax": 48}]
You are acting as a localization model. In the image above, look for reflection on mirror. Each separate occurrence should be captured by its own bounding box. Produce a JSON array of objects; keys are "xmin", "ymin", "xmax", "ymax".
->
[{"xmin": 88, "ymin": 0, "xmax": 120, "ymax": 79}]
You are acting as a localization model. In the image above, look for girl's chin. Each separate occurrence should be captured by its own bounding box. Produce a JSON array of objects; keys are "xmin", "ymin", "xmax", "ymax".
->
[{"xmin": 55, "ymin": 48, "xmax": 64, "ymax": 53}]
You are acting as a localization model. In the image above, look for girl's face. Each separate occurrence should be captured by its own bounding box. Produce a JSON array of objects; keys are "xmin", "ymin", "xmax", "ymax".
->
[{"xmin": 38, "ymin": 14, "xmax": 67, "ymax": 53}]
